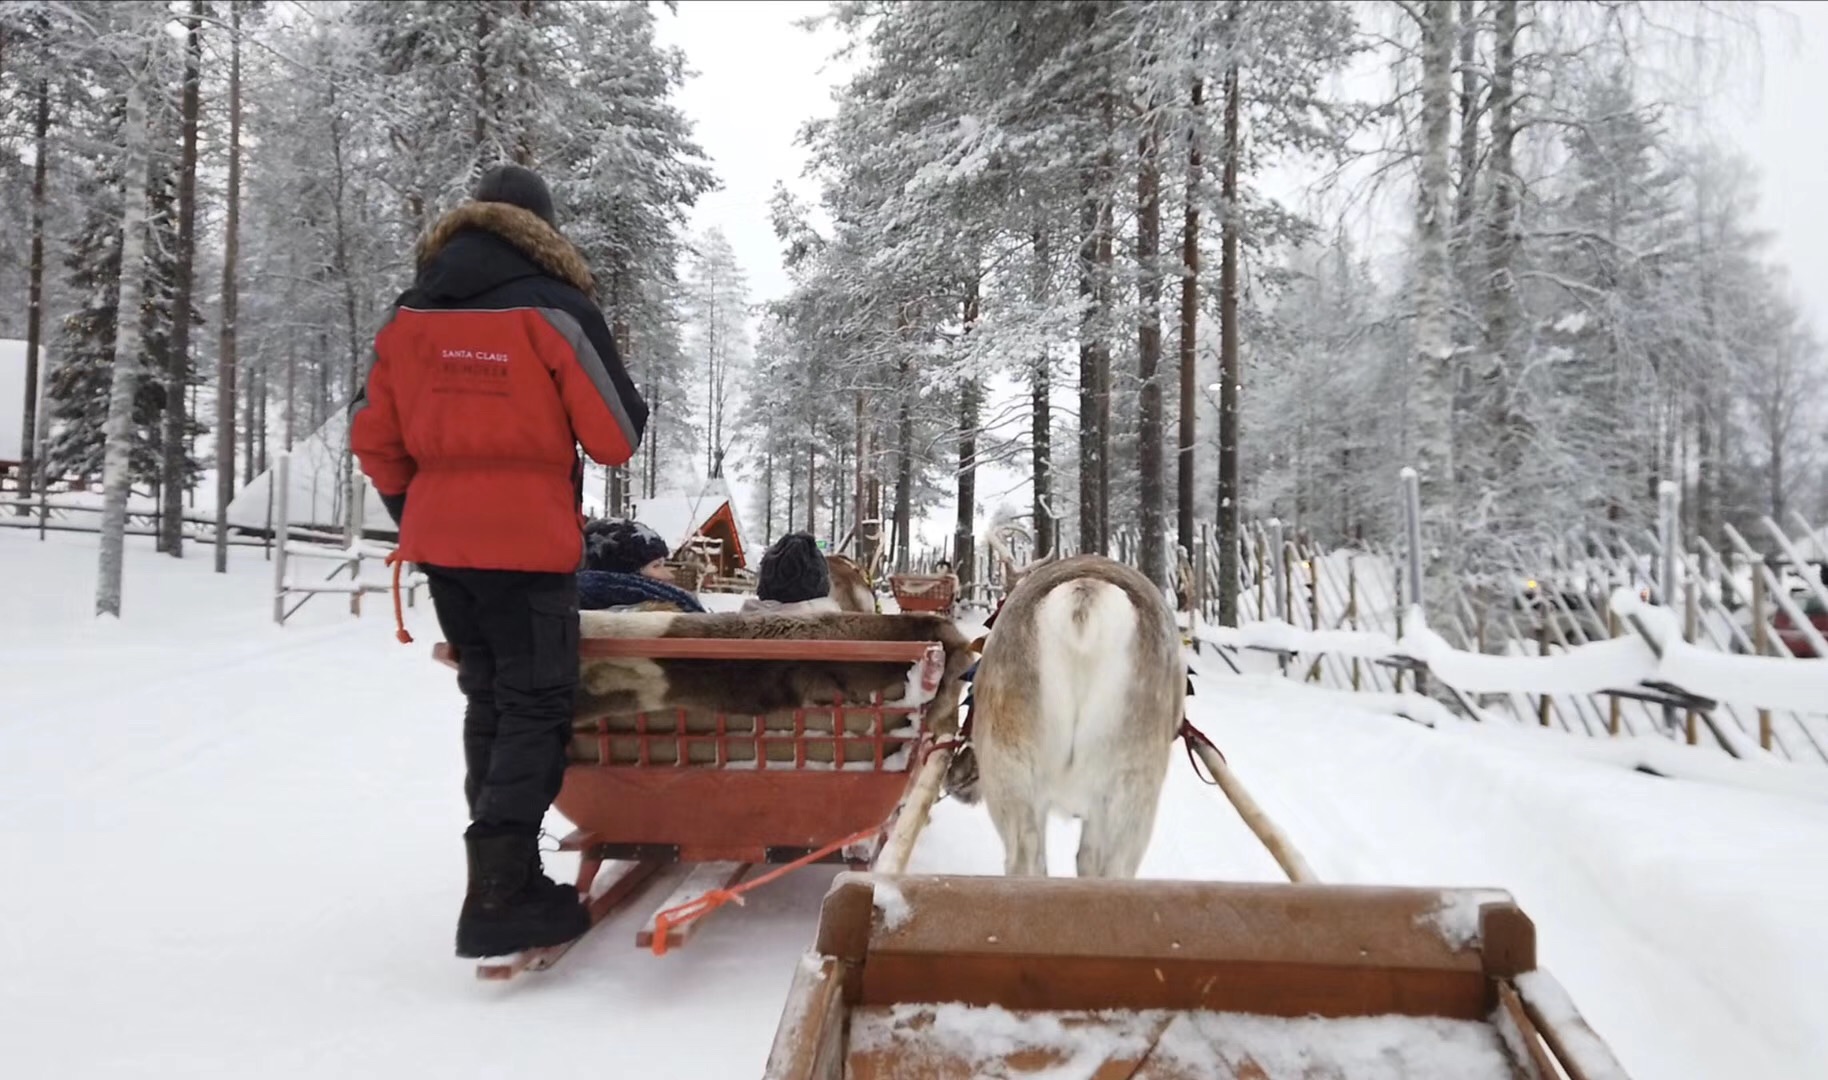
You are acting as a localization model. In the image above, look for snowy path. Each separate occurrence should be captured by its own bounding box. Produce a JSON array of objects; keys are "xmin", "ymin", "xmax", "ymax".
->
[{"xmin": 3, "ymin": 531, "xmax": 1825, "ymax": 1079}]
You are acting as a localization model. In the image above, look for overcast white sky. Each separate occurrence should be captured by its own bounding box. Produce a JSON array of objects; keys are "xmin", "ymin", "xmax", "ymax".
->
[
  {"xmin": 651, "ymin": 0, "xmax": 1828, "ymax": 549},
  {"xmin": 658, "ymin": 0, "xmax": 1828, "ymax": 329},
  {"xmin": 652, "ymin": 0, "xmax": 850, "ymax": 307}
]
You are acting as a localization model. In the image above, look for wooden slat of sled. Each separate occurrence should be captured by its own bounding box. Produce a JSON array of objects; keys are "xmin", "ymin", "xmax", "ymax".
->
[
  {"xmin": 841, "ymin": 1007, "xmax": 1524, "ymax": 1080},
  {"xmin": 843, "ymin": 1008, "xmax": 1169, "ymax": 1080},
  {"xmin": 854, "ymin": 876, "xmax": 1493, "ymax": 1019},
  {"xmin": 762, "ymin": 956, "xmax": 847, "ymax": 1080},
  {"xmin": 433, "ymin": 639, "xmax": 937, "ymax": 667},
  {"xmin": 635, "ymin": 861, "xmax": 750, "ymax": 951}
]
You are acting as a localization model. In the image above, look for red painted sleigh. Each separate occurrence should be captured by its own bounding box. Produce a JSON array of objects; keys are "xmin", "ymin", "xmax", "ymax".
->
[{"xmin": 432, "ymin": 634, "xmax": 952, "ymax": 979}]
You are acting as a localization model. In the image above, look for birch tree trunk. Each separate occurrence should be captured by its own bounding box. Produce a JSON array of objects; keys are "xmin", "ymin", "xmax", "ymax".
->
[
  {"xmin": 806, "ymin": 438, "xmax": 818, "ymax": 535},
  {"xmin": 161, "ymin": 0, "xmax": 205, "ymax": 556},
  {"xmin": 1176, "ymin": 75, "xmax": 1203, "ymax": 560},
  {"xmin": 1216, "ymin": 43, "xmax": 1242, "ymax": 626},
  {"xmin": 895, "ymin": 386, "xmax": 912, "ymax": 569},
  {"xmin": 1077, "ymin": 177, "xmax": 1100, "ymax": 555},
  {"xmin": 1136, "ymin": 112, "xmax": 1167, "ymax": 588},
  {"xmin": 19, "ymin": 76, "xmax": 49, "ymax": 509},
  {"xmin": 1482, "ymin": 0, "xmax": 1522, "ymax": 488},
  {"xmin": 96, "ymin": 62, "xmax": 156, "ymax": 617},
  {"xmin": 1031, "ymin": 228, "xmax": 1054, "ymax": 558},
  {"xmin": 1412, "ymin": 0, "xmax": 1458, "ymax": 610},
  {"xmin": 1448, "ymin": 0, "xmax": 1480, "ymax": 497},
  {"xmin": 955, "ymin": 283, "xmax": 981, "ymax": 587},
  {"xmin": 1094, "ymin": 101, "xmax": 1115, "ymax": 553}
]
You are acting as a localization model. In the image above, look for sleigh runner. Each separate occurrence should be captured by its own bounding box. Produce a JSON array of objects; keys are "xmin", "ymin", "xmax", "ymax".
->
[{"xmin": 431, "ymin": 609, "xmax": 973, "ymax": 978}]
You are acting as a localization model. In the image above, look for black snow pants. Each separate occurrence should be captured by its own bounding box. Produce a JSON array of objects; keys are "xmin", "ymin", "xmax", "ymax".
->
[{"xmin": 422, "ymin": 566, "xmax": 579, "ymax": 829}]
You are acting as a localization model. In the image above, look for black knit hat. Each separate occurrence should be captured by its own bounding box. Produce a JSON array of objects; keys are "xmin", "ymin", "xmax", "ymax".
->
[
  {"xmin": 473, "ymin": 163, "xmax": 556, "ymax": 226},
  {"xmin": 757, "ymin": 532, "xmax": 830, "ymax": 604},
  {"xmin": 584, "ymin": 518, "xmax": 670, "ymax": 575}
]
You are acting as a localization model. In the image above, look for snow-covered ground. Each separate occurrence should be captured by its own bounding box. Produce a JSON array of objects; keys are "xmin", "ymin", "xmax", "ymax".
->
[{"xmin": 3, "ymin": 530, "xmax": 1825, "ymax": 1079}]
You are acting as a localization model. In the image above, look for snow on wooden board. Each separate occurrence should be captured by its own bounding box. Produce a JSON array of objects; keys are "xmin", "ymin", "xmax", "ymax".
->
[
  {"xmin": 845, "ymin": 1004, "xmax": 1517, "ymax": 1080},
  {"xmin": 4, "ymin": 531, "xmax": 1826, "ymax": 1080}
]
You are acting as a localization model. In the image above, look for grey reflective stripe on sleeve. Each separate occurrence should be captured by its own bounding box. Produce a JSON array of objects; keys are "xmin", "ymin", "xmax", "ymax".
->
[{"xmin": 534, "ymin": 306, "xmax": 637, "ymax": 445}]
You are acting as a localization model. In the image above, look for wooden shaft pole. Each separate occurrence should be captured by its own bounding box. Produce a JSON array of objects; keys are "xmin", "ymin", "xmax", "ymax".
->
[
  {"xmin": 876, "ymin": 747, "xmax": 952, "ymax": 875},
  {"xmin": 1190, "ymin": 740, "xmax": 1316, "ymax": 884}
]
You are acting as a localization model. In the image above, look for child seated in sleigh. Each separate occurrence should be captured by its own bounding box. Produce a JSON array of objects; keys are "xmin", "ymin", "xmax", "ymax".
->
[{"xmin": 578, "ymin": 518, "xmax": 706, "ymax": 613}]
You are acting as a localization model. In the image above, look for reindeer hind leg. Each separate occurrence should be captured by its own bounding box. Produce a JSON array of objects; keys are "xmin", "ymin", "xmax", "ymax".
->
[
  {"xmin": 984, "ymin": 784, "xmax": 1048, "ymax": 877},
  {"xmin": 1076, "ymin": 771, "xmax": 1166, "ymax": 879}
]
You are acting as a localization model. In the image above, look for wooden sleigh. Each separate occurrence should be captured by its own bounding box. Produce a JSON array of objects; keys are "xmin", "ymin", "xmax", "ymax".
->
[
  {"xmin": 887, "ymin": 574, "xmax": 956, "ymax": 615},
  {"xmin": 431, "ymin": 617, "xmax": 965, "ymax": 981},
  {"xmin": 764, "ymin": 874, "xmax": 1629, "ymax": 1079}
]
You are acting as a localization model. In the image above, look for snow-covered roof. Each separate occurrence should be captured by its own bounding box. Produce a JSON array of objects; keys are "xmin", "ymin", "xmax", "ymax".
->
[
  {"xmin": 0, "ymin": 339, "xmax": 44, "ymax": 464},
  {"xmin": 633, "ymin": 478, "xmax": 751, "ymax": 568},
  {"xmin": 224, "ymin": 410, "xmax": 393, "ymax": 534}
]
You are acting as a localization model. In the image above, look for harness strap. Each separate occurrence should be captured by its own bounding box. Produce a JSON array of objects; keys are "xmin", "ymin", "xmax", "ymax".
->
[
  {"xmin": 386, "ymin": 550, "xmax": 414, "ymax": 645},
  {"xmin": 1179, "ymin": 716, "xmax": 1225, "ymax": 784},
  {"xmin": 648, "ymin": 823, "xmax": 883, "ymax": 956}
]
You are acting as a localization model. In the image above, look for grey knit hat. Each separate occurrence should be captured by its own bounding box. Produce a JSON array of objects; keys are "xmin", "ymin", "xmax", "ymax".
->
[
  {"xmin": 473, "ymin": 163, "xmax": 556, "ymax": 226},
  {"xmin": 757, "ymin": 532, "xmax": 830, "ymax": 604}
]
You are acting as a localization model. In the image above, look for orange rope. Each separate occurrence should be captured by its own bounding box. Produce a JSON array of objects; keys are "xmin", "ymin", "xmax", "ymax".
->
[
  {"xmin": 648, "ymin": 823, "xmax": 883, "ymax": 957},
  {"xmin": 385, "ymin": 550, "xmax": 414, "ymax": 645}
]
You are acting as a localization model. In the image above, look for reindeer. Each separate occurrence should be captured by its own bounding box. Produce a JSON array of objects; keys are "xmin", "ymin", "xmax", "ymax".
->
[
  {"xmin": 965, "ymin": 554, "xmax": 1184, "ymax": 878},
  {"xmin": 825, "ymin": 554, "xmax": 877, "ymax": 613}
]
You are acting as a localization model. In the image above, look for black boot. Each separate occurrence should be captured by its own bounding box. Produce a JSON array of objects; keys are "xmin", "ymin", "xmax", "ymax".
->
[{"xmin": 456, "ymin": 825, "xmax": 590, "ymax": 958}]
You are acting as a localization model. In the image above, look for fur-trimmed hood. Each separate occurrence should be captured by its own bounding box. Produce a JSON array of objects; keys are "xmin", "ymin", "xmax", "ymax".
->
[{"xmin": 415, "ymin": 200, "xmax": 596, "ymax": 298}]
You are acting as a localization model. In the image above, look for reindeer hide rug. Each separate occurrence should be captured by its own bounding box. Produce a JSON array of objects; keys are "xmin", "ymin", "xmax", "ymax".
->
[{"xmin": 574, "ymin": 610, "xmax": 972, "ymax": 739}]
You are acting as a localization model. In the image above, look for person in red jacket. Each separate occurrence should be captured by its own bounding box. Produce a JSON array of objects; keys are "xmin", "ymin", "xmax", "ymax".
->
[{"xmin": 351, "ymin": 165, "xmax": 648, "ymax": 960}]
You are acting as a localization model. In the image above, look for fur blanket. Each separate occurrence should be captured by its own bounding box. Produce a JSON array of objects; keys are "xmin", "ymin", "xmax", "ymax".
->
[{"xmin": 573, "ymin": 610, "xmax": 974, "ymax": 746}]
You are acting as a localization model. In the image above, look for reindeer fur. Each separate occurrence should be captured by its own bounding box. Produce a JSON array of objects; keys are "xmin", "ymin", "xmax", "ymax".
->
[
  {"xmin": 968, "ymin": 555, "xmax": 1183, "ymax": 878},
  {"xmin": 574, "ymin": 610, "xmax": 973, "ymax": 736},
  {"xmin": 825, "ymin": 554, "xmax": 877, "ymax": 613}
]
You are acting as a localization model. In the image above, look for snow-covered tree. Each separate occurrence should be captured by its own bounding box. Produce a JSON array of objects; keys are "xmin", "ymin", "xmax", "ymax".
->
[{"xmin": 680, "ymin": 228, "xmax": 750, "ymax": 480}]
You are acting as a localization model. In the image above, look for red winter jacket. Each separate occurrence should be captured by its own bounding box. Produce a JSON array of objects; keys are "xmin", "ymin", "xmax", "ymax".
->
[{"xmin": 350, "ymin": 202, "xmax": 648, "ymax": 573}]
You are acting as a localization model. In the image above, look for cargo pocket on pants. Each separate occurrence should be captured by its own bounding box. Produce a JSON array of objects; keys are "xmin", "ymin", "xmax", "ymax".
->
[{"xmin": 527, "ymin": 587, "xmax": 581, "ymax": 691}]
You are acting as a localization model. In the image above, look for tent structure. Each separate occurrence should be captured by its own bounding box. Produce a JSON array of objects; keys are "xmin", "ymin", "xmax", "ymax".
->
[
  {"xmin": 631, "ymin": 480, "xmax": 750, "ymax": 575},
  {"xmin": 1, "ymin": 339, "xmax": 43, "ymax": 469},
  {"xmin": 226, "ymin": 412, "xmax": 751, "ymax": 569},
  {"xmin": 225, "ymin": 410, "xmax": 395, "ymax": 538}
]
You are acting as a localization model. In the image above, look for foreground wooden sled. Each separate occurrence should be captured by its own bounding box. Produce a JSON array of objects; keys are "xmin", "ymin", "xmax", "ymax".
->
[
  {"xmin": 432, "ymin": 613, "xmax": 968, "ymax": 980},
  {"xmin": 763, "ymin": 874, "xmax": 1629, "ymax": 1080}
]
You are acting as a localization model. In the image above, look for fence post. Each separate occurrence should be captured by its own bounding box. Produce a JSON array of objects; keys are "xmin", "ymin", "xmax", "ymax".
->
[
  {"xmin": 1400, "ymin": 467, "xmax": 1424, "ymax": 615},
  {"xmin": 348, "ymin": 475, "xmax": 365, "ymax": 617},
  {"xmin": 1282, "ymin": 540, "xmax": 1295, "ymax": 628},
  {"xmin": 1752, "ymin": 570, "xmax": 1771, "ymax": 751},
  {"xmin": 1254, "ymin": 529, "xmax": 1267, "ymax": 621},
  {"xmin": 1657, "ymin": 481, "xmax": 1678, "ymax": 605},
  {"xmin": 1192, "ymin": 529, "xmax": 1207, "ymax": 627},
  {"xmin": 1306, "ymin": 548, "xmax": 1320, "ymax": 632},
  {"xmin": 1536, "ymin": 617, "xmax": 1552, "ymax": 727},
  {"xmin": 1607, "ymin": 606, "xmax": 1622, "ymax": 736},
  {"xmin": 1394, "ymin": 574, "xmax": 1406, "ymax": 693},
  {"xmin": 272, "ymin": 453, "xmax": 291, "ymax": 626},
  {"xmin": 1657, "ymin": 481, "xmax": 1679, "ymax": 731},
  {"xmin": 1683, "ymin": 567, "xmax": 1699, "ymax": 745},
  {"xmin": 1348, "ymin": 558, "xmax": 1361, "ymax": 692},
  {"xmin": 1268, "ymin": 519, "xmax": 1286, "ymax": 622}
]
